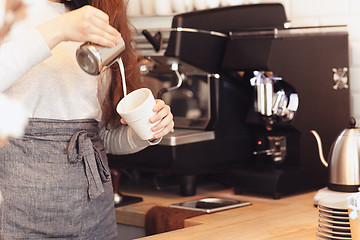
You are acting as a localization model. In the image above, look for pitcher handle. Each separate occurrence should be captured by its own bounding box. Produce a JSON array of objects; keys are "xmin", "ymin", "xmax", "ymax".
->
[{"xmin": 310, "ymin": 130, "xmax": 329, "ymax": 167}]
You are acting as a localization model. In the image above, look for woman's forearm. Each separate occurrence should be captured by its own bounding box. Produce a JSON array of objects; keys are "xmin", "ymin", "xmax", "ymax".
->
[
  {"xmin": 100, "ymin": 125, "xmax": 151, "ymax": 155},
  {"xmin": 0, "ymin": 28, "xmax": 51, "ymax": 91}
]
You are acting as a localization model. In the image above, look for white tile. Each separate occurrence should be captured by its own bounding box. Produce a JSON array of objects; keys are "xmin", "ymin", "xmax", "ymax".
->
[
  {"xmin": 288, "ymin": 18, "xmax": 320, "ymax": 28},
  {"xmin": 349, "ymin": 68, "xmax": 360, "ymax": 92},
  {"xmin": 349, "ymin": 0, "xmax": 360, "ymax": 15},
  {"xmin": 349, "ymin": 42, "xmax": 360, "ymax": 68},
  {"xmin": 319, "ymin": 16, "xmax": 349, "ymax": 26},
  {"xmin": 350, "ymin": 93, "xmax": 360, "ymax": 118},
  {"xmin": 291, "ymin": 0, "xmax": 348, "ymax": 18},
  {"xmin": 347, "ymin": 17, "xmax": 360, "ymax": 40}
]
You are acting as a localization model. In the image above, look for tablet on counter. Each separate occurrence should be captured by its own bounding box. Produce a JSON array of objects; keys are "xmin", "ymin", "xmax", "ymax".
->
[{"xmin": 169, "ymin": 197, "xmax": 251, "ymax": 214}]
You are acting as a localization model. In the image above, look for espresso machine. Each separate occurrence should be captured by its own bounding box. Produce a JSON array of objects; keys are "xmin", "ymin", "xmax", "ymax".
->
[{"xmin": 108, "ymin": 3, "xmax": 350, "ymax": 198}]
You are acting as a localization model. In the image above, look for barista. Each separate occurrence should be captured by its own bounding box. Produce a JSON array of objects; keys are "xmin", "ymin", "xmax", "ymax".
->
[{"xmin": 0, "ymin": 0, "xmax": 174, "ymax": 239}]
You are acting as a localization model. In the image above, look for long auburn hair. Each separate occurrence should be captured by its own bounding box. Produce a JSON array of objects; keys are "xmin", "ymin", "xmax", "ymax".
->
[{"xmin": 62, "ymin": 0, "xmax": 142, "ymax": 128}]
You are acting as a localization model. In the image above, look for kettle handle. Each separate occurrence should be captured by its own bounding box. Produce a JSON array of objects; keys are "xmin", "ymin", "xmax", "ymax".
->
[{"xmin": 310, "ymin": 130, "xmax": 329, "ymax": 167}]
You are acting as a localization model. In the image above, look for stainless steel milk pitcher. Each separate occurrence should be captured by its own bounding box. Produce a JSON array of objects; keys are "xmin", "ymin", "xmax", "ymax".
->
[{"xmin": 76, "ymin": 37, "xmax": 125, "ymax": 75}]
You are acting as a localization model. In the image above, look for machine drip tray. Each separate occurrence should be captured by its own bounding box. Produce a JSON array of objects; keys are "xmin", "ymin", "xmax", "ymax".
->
[
  {"xmin": 159, "ymin": 129, "xmax": 215, "ymax": 146},
  {"xmin": 169, "ymin": 197, "xmax": 251, "ymax": 213}
]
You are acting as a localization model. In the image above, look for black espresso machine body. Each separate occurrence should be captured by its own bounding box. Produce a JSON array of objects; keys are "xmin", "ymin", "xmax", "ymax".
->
[
  {"xmin": 108, "ymin": 4, "xmax": 350, "ymax": 198},
  {"xmin": 108, "ymin": 57, "xmax": 256, "ymax": 196}
]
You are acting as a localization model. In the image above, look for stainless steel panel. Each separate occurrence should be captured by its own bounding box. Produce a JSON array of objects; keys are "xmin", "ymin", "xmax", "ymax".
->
[{"xmin": 159, "ymin": 129, "xmax": 215, "ymax": 146}]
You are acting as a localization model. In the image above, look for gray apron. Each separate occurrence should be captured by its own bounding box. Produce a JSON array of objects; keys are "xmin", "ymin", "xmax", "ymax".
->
[{"xmin": 0, "ymin": 118, "xmax": 118, "ymax": 239}]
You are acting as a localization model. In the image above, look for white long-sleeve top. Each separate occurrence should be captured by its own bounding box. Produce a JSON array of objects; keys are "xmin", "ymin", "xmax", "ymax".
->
[{"xmin": 0, "ymin": 1, "xmax": 155, "ymax": 154}]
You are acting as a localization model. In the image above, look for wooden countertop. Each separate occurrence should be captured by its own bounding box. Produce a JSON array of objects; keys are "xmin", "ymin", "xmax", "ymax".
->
[{"xmin": 115, "ymin": 182, "xmax": 319, "ymax": 239}]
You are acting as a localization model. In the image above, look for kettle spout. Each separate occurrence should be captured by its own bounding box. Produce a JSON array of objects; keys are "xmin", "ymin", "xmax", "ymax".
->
[{"xmin": 310, "ymin": 130, "xmax": 329, "ymax": 167}]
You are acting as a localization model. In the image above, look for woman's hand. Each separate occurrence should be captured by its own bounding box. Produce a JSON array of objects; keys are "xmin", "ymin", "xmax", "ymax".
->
[
  {"xmin": 37, "ymin": 5, "xmax": 121, "ymax": 49},
  {"xmin": 149, "ymin": 99, "xmax": 174, "ymax": 139},
  {"xmin": 120, "ymin": 99, "xmax": 174, "ymax": 140},
  {"xmin": 0, "ymin": 0, "xmax": 26, "ymax": 38}
]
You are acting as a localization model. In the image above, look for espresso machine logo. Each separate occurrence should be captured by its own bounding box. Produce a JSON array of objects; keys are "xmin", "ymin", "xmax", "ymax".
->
[{"xmin": 332, "ymin": 67, "xmax": 348, "ymax": 90}]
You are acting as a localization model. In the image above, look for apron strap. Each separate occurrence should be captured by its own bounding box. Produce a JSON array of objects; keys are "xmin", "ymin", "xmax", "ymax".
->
[{"xmin": 68, "ymin": 130, "xmax": 111, "ymax": 200}]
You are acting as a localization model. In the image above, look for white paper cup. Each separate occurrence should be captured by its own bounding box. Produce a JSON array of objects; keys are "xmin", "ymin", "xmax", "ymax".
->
[
  {"xmin": 193, "ymin": 0, "xmax": 207, "ymax": 10},
  {"xmin": 154, "ymin": 0, "xmax": 173, "ymax": 15},
  {"xmin": 117, "ymin": 88, "xmax": 159, "ymax": 140},
  {"xmin": 184, "ymin": 0, "xmax": 194, "ymax": 11},
  {"xmin": 127, "ymin": 0, "xmax": 142, "ymax": 16},
  {"xmin": 225, "ymin": 0, "xmax": 246, "ymax": 6},
  {"xmin": 140, "ymin": 0, "xmax": 155, "ymax": 16},
  {"xmin": 172, "ymin": 0, "xmax": 186, "ymax": 13},
  {"xmin": 206, "ymin": 0, "xmax": 220, "ymax": 8}
]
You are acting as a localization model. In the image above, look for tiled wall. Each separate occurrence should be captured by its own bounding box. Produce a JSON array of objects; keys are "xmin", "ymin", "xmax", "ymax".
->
[{"xmin": 131, "ymin": 0, "xmax": 360, "ymax": 121}]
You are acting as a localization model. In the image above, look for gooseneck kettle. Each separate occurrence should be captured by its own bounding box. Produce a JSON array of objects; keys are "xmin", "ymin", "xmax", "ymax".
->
[{"xmin": 311, "ymin": 117, "xmax": 360, "ymax": 192}]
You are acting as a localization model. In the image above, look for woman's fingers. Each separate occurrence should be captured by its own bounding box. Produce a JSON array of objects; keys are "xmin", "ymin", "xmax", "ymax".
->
[
  {"xmin": 151, "ymin": 106, "xmax": 172, "ymax": 130},
  {"xmin": 72, "ymin": 6, "xmax": 120, "ymax": 47},
  {"xmin": 150, "ymin": 100, "xmax": 174, "ymax": 139},
  {"xmin": 87, "ymin": 9, "xmax": 120, "ymax": 46},
  {"xmin": 38, "ymin": 5, "xmax": 121, "ymax": 49},
  {"xmin": 150, "ymin": 99, "xmax": 167, "ymax": 124},
  {"xmin": 153, "ymin": 116, "xmax": 174, "ymax": 139}
]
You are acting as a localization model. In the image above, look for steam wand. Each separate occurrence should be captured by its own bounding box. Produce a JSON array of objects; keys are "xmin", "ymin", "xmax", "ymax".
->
[{"xmin": 157, "ymin": 62, "xmax": 184, "ymax": 98}]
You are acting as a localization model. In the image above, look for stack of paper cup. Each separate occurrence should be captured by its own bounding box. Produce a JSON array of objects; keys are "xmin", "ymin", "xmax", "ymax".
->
[
  {"xmin": 127, "ymin": 0, "xmax": 142, "ymax": 16},
  {"xmin": 224, "ymin": 0, "xmax": 246, "ymax": 6},
  {"xmin": 193, "ymin": 0, "xmax": 207, "ymax": 10},
  {"xmin": 172, "ymin": 0, "xmax": 186, "ymax": 13},
  {"xmin": 172, "ymin": 0, "xmax": 194, "ymax": 12},
  {"xmin": 154, "ymin": 0, "xmax": 172, "ymax": 15},
  {"xmin": 206, "ymin": 0, "xmax": 220, "ymax": 8},
  {"xmin": 140, "ymin": 0, "xmax": 155, "ymax": 16},
  {"xmin": 184, "ymin": 0, "xmax": 194, "ymax": 11}
]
